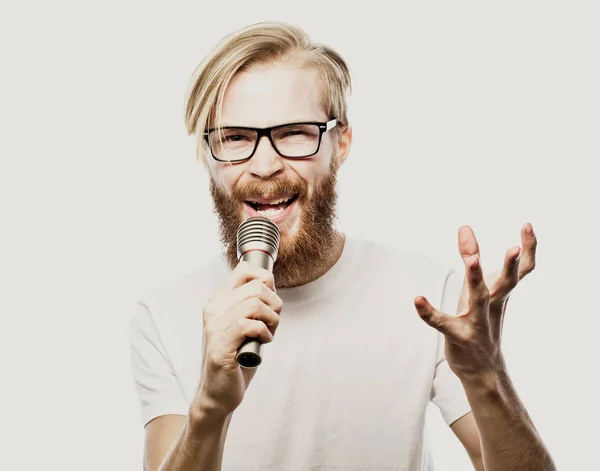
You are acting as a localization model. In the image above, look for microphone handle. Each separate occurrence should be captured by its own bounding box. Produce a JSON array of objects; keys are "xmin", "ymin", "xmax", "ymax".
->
[{"xmin": 235, "ymin": 250, "xmax": 275, "ymax": 369}]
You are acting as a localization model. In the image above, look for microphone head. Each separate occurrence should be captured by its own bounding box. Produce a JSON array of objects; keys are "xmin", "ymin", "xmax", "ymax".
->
[{"xmin": 236, "ymin": 217, "xmax": 280, "ymax": 262}]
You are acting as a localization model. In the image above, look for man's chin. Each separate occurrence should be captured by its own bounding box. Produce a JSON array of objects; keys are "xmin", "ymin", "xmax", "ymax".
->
[{"xmin": 211, "ymin": 166, "xmax": 338, "ymax": 286}]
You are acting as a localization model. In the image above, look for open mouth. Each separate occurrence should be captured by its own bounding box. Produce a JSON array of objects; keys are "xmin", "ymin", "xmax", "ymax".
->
[{"xmin": 245, "ymin": 194, "xmax": 299, "ymax": 218}]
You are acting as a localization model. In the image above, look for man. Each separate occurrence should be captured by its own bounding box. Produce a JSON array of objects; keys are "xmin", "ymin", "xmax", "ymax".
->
[{"xmin": 130, "ymin": 21, "xmax": 556, "ymax": 471}]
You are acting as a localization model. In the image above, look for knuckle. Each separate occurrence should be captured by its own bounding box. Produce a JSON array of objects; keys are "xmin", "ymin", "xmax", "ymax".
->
[
  {"xmin": 435, "ymin": 316, "xmax": 447, "ymax": 331},
  {"xmin": 248, "ymin": 297, "xmax": 262, "ymax": 312},
  {"xmin": 254, "ymin": 277, "xmax": 266, "ymax": 287},
  {"xmin": 256, "ymin": 322, "xmax": 267, "ymax": 335},
  {"xmin": 250, "ymin": 322, "xmax": 264, "ymax": 338},
  {"xmin": 475, "ymin": 297, "xmax": 489, "ymax": 308},
  {"xmin": 249, "ymin": 278, "xmax": 264, "ymax": 293},
  {"xmin": 475, "ymin": 290, "xmax": 490, "ymax": 307},
  {"xmin": 468, "ymin": 257, "xmax": 481, "ymax": 272},
  {"xmin": 273, "ymin": 295, "xmax": 284, "ymax": 312},
  {"xmin": 263, "ymin": 326, "xmax": 274, "ymax": 342}
]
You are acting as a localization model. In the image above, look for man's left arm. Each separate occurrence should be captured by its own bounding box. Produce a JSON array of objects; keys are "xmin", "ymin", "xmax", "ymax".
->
[{"xmin": 416, "ymin": 223, "xmax": 556, "ymax": 471}]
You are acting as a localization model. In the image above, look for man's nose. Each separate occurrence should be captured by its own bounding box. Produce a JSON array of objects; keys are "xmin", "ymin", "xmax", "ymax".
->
[{"xmin": 247, "ymin": 135, "xmax": 284, "ymax": 180}]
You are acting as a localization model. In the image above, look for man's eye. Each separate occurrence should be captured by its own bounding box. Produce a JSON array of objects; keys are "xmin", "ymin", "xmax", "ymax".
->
[
  {"xmin": 282, "ymin": 130, "xmax": 311, "ymax": 139},
  {"xmin": 225, "ymin": 134, "xmax": 247, "ymax": 142}
]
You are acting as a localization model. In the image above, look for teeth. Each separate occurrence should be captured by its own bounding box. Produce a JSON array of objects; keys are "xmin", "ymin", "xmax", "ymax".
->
[
  {"xmin": 256, "ymin": 207, "xmax": 286, "ymax": 217},
  {"xmin": 248, "ymin": 196, "xmax": 292, "ymax": 205}
]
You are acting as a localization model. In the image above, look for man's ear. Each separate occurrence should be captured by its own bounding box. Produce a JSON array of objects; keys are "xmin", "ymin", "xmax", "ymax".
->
[{"xmin": 335, "ymin": 125, "xmax": 353, "ymax": 167}]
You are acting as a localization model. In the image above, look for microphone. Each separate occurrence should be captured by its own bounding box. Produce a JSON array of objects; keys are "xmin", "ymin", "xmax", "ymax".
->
[{"xmin": 235, "ymin": 216, "xmax": 280, "ymax": 369}]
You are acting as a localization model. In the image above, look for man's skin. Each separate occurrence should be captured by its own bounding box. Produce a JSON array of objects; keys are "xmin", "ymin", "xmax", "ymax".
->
[
  {"xmin": 140, "ymin": 59, "xmax": 556, "ymax": 470},
  {"xmin": 416, "ymin": 223, "xmax": 556, "ymax": 471}
]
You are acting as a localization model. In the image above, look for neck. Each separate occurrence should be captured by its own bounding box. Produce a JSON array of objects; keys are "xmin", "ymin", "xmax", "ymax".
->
[{"xmin": 277, "ymin": 231, "xmax": 346, "ymax": 288}]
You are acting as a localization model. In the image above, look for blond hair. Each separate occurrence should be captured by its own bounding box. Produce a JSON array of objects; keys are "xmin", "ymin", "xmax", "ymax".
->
[{"xmin": 184, "ymin": 21, "xmax": 352, "ymax": 160}]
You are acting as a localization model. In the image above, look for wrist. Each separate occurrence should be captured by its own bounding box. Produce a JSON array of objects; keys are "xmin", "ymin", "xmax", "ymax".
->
[
  {"xmin": 460, "ymin": 354, "xmax": 503, "ymax": 385},
  {"xmin": 459, "ymin": 363, "xmax": 511, "ymax": 402},
  {"xmin": 457, "ymin": 352, "xmax": 507, "ymax": 387},
  {"xmin": 188, "ymin": 399, "xmax": 233, "ymax": 438},
  {"xmin": 460, "ymin": 369, "xmax": 502, "ymax": 394}
]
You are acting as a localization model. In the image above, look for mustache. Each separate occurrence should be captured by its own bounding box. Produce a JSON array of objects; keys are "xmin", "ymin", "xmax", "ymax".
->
[{"xmin": 231, "ymin": 177, "xmax": 307, "ymax": 201}]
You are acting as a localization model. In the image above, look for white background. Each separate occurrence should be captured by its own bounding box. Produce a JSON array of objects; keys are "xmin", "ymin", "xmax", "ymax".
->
[{"xmin": 1, "ymin": 1, "xmax": 598, "ymax": 469}]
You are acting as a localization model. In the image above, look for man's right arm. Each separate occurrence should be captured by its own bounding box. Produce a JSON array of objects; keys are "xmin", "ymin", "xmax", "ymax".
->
[
  {"xmin": 144, "ymin": 408, "xmax": 231, "ymax": 471},
  {"xmin": 136, "ymin": 262, "xmax": 282, "ymax": 471}
]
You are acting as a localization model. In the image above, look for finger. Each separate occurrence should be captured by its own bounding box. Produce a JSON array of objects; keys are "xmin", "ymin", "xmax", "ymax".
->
[
  {"xmin": 230, "ymin": 279, "xmax": 283, "ymax": 314},
  {"xmin": 230, "ymin": 318, "xmax": 275, "ymax": 347},
  {"xmin": 456, "ymin": 283, "xmax": 469, "ymax": 314},
  {"xmin": 458, "ymin": 225, "xmax": 480, "ymax": 297},
  {"xmin": 415, "ymin": 296, "xmax": 458, "ymax": 337},
  {"xmin": 231, "ymin": 298, "xmax": 280, "ymax": 335},
  {"xmin": 488, "ymin": 248, "xmax": 519, "ymax": 339},
  {"xmin": 490, "ymin": 246, "xmax": 521, "ymax": 303},
  {"xmin": 518, "ymin": 223, "xmax": 537, "ymax": 280},
  {"xmin": 458, "ymin": 225, "xmax": 480, "ymax": 260},
  {"xmin": 220, "ymin": 261, "xmax": 276, "ymax": 292},
  {"xmin": 465, "ymin": 254, "xmax": 490, "ymax": 315}
]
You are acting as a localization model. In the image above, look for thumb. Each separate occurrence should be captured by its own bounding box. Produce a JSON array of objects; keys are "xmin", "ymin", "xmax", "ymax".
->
[{"xmin": 414, "ymin": 296, "xmax": 456, "ymax": 337}]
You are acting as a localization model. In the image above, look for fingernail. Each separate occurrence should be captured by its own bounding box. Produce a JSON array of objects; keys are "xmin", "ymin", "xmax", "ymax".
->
[{"xmin": 526, "ymin": 224, "xmax": 535, "ymax": 236}]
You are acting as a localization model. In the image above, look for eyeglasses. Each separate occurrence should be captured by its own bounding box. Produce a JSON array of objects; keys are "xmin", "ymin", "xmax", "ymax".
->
[{"xmin": 203, "ymin": 119, "xmax": 338, "ymax": 163}]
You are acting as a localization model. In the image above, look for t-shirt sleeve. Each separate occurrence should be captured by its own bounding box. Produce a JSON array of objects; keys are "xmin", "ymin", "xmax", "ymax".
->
[
  {"xmin": 430, "ymin": 268, "xmax": 472, "ymax": 426},
  {"xmin": 129, "ymin": 301, "xmax": 189, "ymax": 427}
]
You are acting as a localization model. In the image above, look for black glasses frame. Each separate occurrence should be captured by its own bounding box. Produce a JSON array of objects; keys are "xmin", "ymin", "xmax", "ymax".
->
[{"xmin": 203, "ymin": 119, "xmax": 338, "ymax": 163}]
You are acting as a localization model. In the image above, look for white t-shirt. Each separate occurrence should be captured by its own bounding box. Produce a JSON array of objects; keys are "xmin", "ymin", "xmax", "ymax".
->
[{"xmin": 130, "ymin": 236, "xmax": 471, "ymax": 470}]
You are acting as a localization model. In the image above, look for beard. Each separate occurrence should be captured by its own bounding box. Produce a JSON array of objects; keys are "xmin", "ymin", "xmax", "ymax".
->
[{"xmin": 209, "ymin": 160, "xmax": 340, "ymax": 288}]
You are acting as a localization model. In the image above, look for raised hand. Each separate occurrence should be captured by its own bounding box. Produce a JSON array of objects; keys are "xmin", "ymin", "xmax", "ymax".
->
[{"xmin": 414, "ymin": 223, "xmax": 537, "ymax": 382}]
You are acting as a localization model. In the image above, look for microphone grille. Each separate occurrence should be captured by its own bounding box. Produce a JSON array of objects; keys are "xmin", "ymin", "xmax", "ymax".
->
[{"xmin": 236, "ymin": 217, "xmax": 280, "ymax": 261}]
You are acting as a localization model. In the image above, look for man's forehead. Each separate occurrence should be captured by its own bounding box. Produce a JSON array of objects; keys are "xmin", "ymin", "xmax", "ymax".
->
[{"xmin": 219, "ymin": 63, "xmax": 327, "ymax": 127}]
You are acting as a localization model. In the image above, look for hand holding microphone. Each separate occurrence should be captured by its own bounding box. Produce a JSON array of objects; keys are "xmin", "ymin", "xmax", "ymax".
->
[
  {"xmin": 194, "ymin": 217, "xmax": 281, "ymax": 416},
  {"xmin": 235, "ymin": 217, "xmax": 280, "ymax": 368}
]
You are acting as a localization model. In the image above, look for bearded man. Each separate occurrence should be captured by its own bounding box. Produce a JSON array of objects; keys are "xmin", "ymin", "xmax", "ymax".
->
[{"xmin": 130, "ymin": 21, "xmax": 556, "ymax": 471}]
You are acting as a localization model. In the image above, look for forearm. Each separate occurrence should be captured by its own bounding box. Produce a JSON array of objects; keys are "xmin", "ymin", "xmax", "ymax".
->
[
  {"xmin": 462, "ymin": 368, "xmax": 556, "ymax": 471},
  {"xmin": 157, "ymin": 407, "xmax": 231, "ymax": 471}
]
